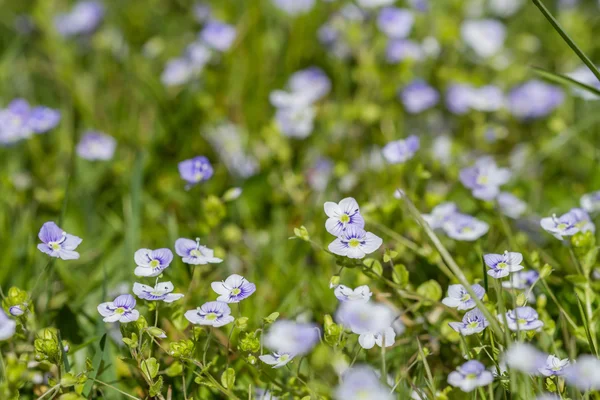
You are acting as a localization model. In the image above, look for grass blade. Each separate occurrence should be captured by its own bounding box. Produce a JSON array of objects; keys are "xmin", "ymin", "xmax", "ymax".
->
[{"xmin": 532, "ymin": 67, "xmax": 600, "ymax": 97}]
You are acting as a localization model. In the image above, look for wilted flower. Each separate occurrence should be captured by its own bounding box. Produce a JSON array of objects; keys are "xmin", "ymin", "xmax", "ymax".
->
[
  {"xmin": 442, "ymin": 284, "xmax": 485, "ymax": 311},
  {"xmin": 563, "ymin": 355, "xmax": 600, "ymax": 391},
  {"xmin": 178, "ymin": 156, "xmax": 214, "ymax": 186},
  {"xmin": 382, "ymin": 135, "xmax": 420, "ymax": 164},
  {"xmin": 76, "ymin": 131, "xmax": 116, "ymax": 161},
  {"xmin": 175, "ymin": 237, "xmax": 222, "ymax": 265},
  {"xmin": 448, "ymin": 360, "xmax": 494, "ymax": 392},
  {"xmin": 185, "ymin": 301, "xmax": 234, "ymax": 327},
  {"xmin": 580, "ymin": 190, "xmax": 600, "ymax": 213},
  {"xmin": 334, "ymin": 365, "xmax": 393, "ymax": 400},
  {"xmin": 442, "ymin": 213, "xmax": 489, "ymax": 241},
  {"xmin": 211, "ymin": 274, "xmax": 256, "ymax": 303},
  {"xmin": 133, "ymin": 281, "xmax": 184, "ymax": 303},
  {"xmin": 502, "ymin": 306, "xmax": 544, "ymax": 331},
  {"xmin": 328, "ymin": 226, "xmax": 383, "ymax": 259},
  {"xmin": 37, "ymin": 222, "xmax": 82, "ymax": 260},
  {"xmin": 324, "ymin": 197, "xmax": 365, "ymax": 236},
  {"xmin": 449, "ymin": 309, "xmax": 489, "ymax": 336},
  {"xmin": 423, "ymin": 202, "xmax": 458, "ymax": 230},
  {"xmin": 0, "ymin": 310, "xmax": 16, "ymax": 340},
  {"xmin": 334, "ymin": 285, "xmax": 372, "ymax": 302},
  {"xmin": 460, "ymin": 157, "xmax": 511, "ymax": 201},
  {"xmin": 461, "ymin": 19, "xmax": 506, "ymax": 58},
  {"xmin": 199, "ymin": 21, "xmax": 236, "ymax": 51},
  {"xmin": 259, "ymin": 352, "xmax": 294, "ymax": 368},
  {"xmin": 134, "ymin": 248, "xmax": 174, "ymax": 277},
  {"xmin": 263, "ymin": 320, "xmax": 319, "ymax": 356},
  {"xmin": 538, "ymin": 355, "xmax": 570, "ymax": 377},
  {"xmin": 399, "ymin": 80, "xmax": 440, "ymax": 113},
  {"xmin": 272, "ymin": 0, "xmax": 315, "ymax": 15},
  {"xmin": 377, "ymin": 7, "xmax": 414, "ymax": 38},
  {"xmin": 484, "ymin": 251, "xmax": 524, "ymax": 279},
  {"xmin": 508, "ymin": 80, "xmax": 564, "ymax": 120},
  {"xmin": 497, "ymin": 192, "xmax": 527, "ymax": 219},
  {"xmin": 54, "ymin": 1, "xmax": 104, "ymax": 37},
  {"xmin": 97, "ymin": 294, "xmax": 139, "ymax": 323},
  {"xmin": 502, "ymin": 343, "xmax": 547, "ymax": 374}
]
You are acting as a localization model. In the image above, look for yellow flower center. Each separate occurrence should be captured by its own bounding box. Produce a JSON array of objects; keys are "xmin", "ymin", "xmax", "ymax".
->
[
  {"xmin": 340, "ymin": 214, "xmax": 350, "ymax": 223},
  {"xmin": 231, "ymin": 288, "xmax": 241, "ymax": 295},
  {"xmin": 477, "ymin": 175, "xmax": 489, "ymax": 185},
  {"xmin": 206, "ymin": 313, "xmax": 218, "ymax": 321},
  {"xmin": 557, "ymin": 223, "xmax": 568, "ymax": 230},
  {"xmin": 461, "ymin": 294, "xmax": 471, "ymax": 302},
  {"xmin": 194, "ymin": 172, "xmax": 204, "ymax": 181},
  {"xmin": 150, "ymin": 260, "xmax": 160, "ymax": 268},
  {"xmin": 191, "ymin": 249, "xmax": 203, "ymax": 257},
  {"xmin": 50, "ymin": 242, "xmax": 61, "ymax": 251},
  {"xmin": 497, "ymin": 262, "xmax": 507, "ymax": 270},
  {"xmin": 348, "ymin": 238, "xmax": 361, "ymax": 248},
  {"xmin": 279, "ymin": 354, "xmax": 289, "ymax": 362},
  {"xmin": 468, "ymin": 321, "xmax": 479, "ymax": 329},
  {"xmin": 115, "ymin": 307, "xmax": 125, "ymax": 315},
  {"xmin": 517, "ymin": 318, "xmax": 527, "ymax": 325}
]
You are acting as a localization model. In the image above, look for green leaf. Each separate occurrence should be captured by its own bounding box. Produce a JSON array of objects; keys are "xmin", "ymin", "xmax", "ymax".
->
[
  {"xmin": 149, "ymin": 376, "xmax": 164, "ymax": 397},
  {"xmin": 82, "ymin": 333, "xmax": 107, "ymax": 397},
  {"xmin": 363, "ymin": 258, "xmax": 383, "ymax": 276},
  {"xmin": 141, "ymin": 358, "xmax": 160, "ymax": 381},
  {"xmin": 220, "ymin": 368, "xmax": 236, "ymax": 389},
  {"xmin": 416, "ymin": 280, "xmax": 442, "ymax": 302},
  {"xmin": 533, "ymin": 67, "xmax": 600, "ymax": 98},
  {"xmin": 392, "ymin": 264, "xmax": 409, "ymax": 287}
]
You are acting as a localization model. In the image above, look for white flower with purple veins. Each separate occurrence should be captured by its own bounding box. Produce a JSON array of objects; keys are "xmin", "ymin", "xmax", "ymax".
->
[
  {"xmin": 442, "ymin": 284, "xmax": 485, "ymax": 311},
  {"xmin": 497, "ymin": 192, "xmax": 527, "ymax": 219},
  {"xmin": 563, "ymin": 355, "xmax": 600, "ymax": 391},
  {"xmin": 97, "ymin": 294, "xmax": 139, "ymax": 323},
  {"xmin": 324, "ymin": 197, "xmax": 365, "ymax": 236},
  {"xmin": 263, "ymin": 320, "xmax": 319, "ymax": 356},
  {"xmin": 178, "ymin": 156, "xmax": 214, "ymax": 186},
  {"xmin": 502, "ymin": 343, "xmax": 547, "ymax": 374},
  {"xmin": 449, "ymin": 309, "xmax": 489, "ymax": 336},
  {"xmin": 382, "ymin": 135, "xmax": 420, "ymax": 164},
  {"xmin": 569, "ymin": 207, "xmax": 596, "ymax": 233},
  {"xmin": 442, "ymin": 213, "xmax": 489, "ymax": 241},
  {"xmin": 328, "ymin": 226, "xmax": 383, "ymax": 259},
  {"xmin": 567, "ymin": 65, "xmax": 600, "ymax": 100},
  {"xmin": 0, "ymin": 309, "xmax": 16, "ymax": 341},
  {"xmin": 272, "ymin": 0, "xmax": 315, "ymax": 16},
  {"xmin": 200, "ymin": 21, "xmax": 236, "ymax": 51},
  {"xmin": 448, "ymin": 360, "xmax": 494, "ymax": 392},
  {"xmin": 508, "ymin": 80, "xmax": 564, "ymax": 120},
  {"xmin": 581, "ymin": 190, "xmax": 600, "ymax": 213},
  {"xmin": 37, "ymin": 222, "xmax": 83, "ymax": 260},
  {"xmin": 377, "ymin": 7, "xmax": 414, "ymax": 38},
  {"xmin": 335, "ymin": 365, "xmax": 393, "ymax": 400},
  {"xmin": 133, "ymin": 281, "xmax": 184, "ymax": 303},
  {"xmin": 54, "ymin": 1, "xmax": 104, "ymax": 37},
  {"xmin": 334, "ymin": 285, "xmax": 372, "ymax": 302},
  {"xmin": 502, "ymin": 306, "xmax": 544, "ymax": 331},
  {"xmin": 185, "ymin": 301, "xmax": 234, "ymax": 327},
  {"xmin": 399, "ymin": 80, "xmax": 440, "ymax": 113},
  {"xmin": 461, "ymin": 19, "xmax": 506, "ymax": 58},
  {"xmin": 460, "ymin": 157, "xmax": 511, "ymax": 201},
  {"xmin": 423, "ymin": 202, "xmax": 458, "ymax": 230},
  {"xmin": 502, "ymin": 270, "xmax": 539, "ymax": 290},
  {"xmin": 211, "ymin": 274, "xmax": 256, "ymax": 303},
  {"xmin": 540, "ymin": 208, "xmax": 594, "ymax": 240},
  {"xmin": 484, "ymin": 251, "xmax": 524, "ymax": 279},
  {"xmin": 258, "ymin": 352, "xmax": 294, "ymax": 368},
  {"xmin": 134, "ymin": 248, "xmax": 173, "ymax": 277},
  {"xmin": 175, "ymin": 238, "xmax": 222, "ymax": 265},
  {"xmin": 76, "ymin": 131, "xmax": 116, "ymax": 161},
  {"xmin": 538, "ymin": 355, "xmax": 570, "ymax": 376}
]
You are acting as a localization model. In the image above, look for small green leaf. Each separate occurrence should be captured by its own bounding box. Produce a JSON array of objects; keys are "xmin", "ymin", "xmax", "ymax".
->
[
  {"xmin": 141, "ymin": 357, "xmax": 159, "ymax": 381},
  {"xmin": 221, "ymin": 368, "xmax": 235, "ymax": 389}
]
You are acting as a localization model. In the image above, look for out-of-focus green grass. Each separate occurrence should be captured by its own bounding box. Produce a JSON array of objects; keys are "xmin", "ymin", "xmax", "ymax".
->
[{"xmin": 2, "ymin": 0, "xmax": 600, "ymax": 398}]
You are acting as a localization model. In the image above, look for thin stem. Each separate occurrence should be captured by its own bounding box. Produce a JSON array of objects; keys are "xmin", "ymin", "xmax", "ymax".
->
[
  {"xmin": 531, "ymin": 0, "xmax": 600, "ymax": 84},
  {"xmin": 381, "ymin": 346, "xmax": 387, "ymax": 385},
  {"xmin": 91, "ymin": 379, "xmax": 142, "ymax": 400},
  {"xmin": 36, "ymin": 385, "xmax": 60, "ymax": 400},
  {"xmin": 203, "ymin": 329, "xmax": 213, "ymax": 366}
]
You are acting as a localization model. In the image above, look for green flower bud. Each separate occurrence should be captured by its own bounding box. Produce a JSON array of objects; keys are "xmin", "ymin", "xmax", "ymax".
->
[{"xmin": 238, "ymin": 332, "xmax": 260, "ymax": 353}]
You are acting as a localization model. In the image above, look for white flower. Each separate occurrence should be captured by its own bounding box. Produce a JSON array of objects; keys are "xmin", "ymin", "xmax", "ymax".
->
[
  {"xmin": 461, "ymin": 19, "xmax": 506, "ymax": 58},
  {"xmin": 423, "ymin": 202, "xmax": 458, "ymax": 230},
  {"xmin": 0, "ymin": 310, "xmax": 16, "ymax": 340},
  {"xmin": 97, "ymin": 294, "xmax": 140, "ymax": 323},
  {"xmin": 175, "ymin": 238, "xmax": 222, "ymax": 265},
  {"xmin": 259, "ymin": 352, "xmax": 294, "ymax": 368},
  {"xmin": 328, "ymin": 226, "xmax": 383, "ymax": 259},
  {"xmin": 564, "ymin": 355, "xmax": 600, "ymax": 391},
  {"xmin": 184, "ymin": 301, "xmax": 234, "ymax": 327},
  {"xmin": 502, "ymin": 343, "xmax": 547, "ymax": 374},
  {"xmin": 334, "ymin": 285, "xmax": 372, "ymax": 302},
  {"xmin": 538, "ymin": 355, "xmax": 570, "ymax": 377},
  {"xmin": 324, "ymin": 197, "xmax": 365, "ymax": 236},
  {"xmin": 133, "ymin": 281, "xmax": 184, "ymax": 303},
  {"xmin": 134, "ymin": 248, "xmax": 174, "ymax": 277},
  {"xmin": 211, "ymin": 274, "xmax": 256, "ymax": 303},
  {"xmin": 358, "ymin": 326, "xmax": 396, "ymax": 349}
]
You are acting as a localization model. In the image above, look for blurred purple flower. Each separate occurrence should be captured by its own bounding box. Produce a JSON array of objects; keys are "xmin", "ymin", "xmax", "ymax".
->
[
  {"xmin": 377, "ymin": 7, "xmax": 414, "ymax": 38},
  {"xmin": 449, "ymin": 309, "xmax": 489, "ymax": 336},
  {"xmin": 448, "ymin": 360, "xmax": 493, "ymax": 392},
  {"xmin": 200, "ymin": 21, "xmax": 236, "ymax": 52},
  {"xmin": 508, "ymin": 80, "xmax": 564, "ymax": 120},
  {"xmin": 76, "ymin": 131, "xmax": 116, "ymax": 161},
  {"xmin": 461, "ymin": 19, "xmax": 506, "ymax": 58},
  {"xmin": 272, "ymin": 0, "xmax": 315, "ymax": 15},
  {"xmin": 399, "ymin": 80, "xmax": 439, "ymax": 113},
  {"xmin": 497, "ymin": 192, "xmax": 527, "ymax": 219},
  {"xmin": 178, "ymin": 156, "xmax": 213, "ymax": 185},
  {"xmin": 263, "ymin": 320, "xmax": 319, "ymax": 356},
  {"xmin": 460, "ymin": 156, "xmax": 511, "ymax": 200},
  {"xmin": 503, "ymin": 306, "xmax": 543, "ymax": 331},
  {"xmin": 382, "ymin": 135, "xmax": 420, "ymax": 164},
  {"xmin": 54, "ymin": 1, "xmax": 104, "ymax": 37}
]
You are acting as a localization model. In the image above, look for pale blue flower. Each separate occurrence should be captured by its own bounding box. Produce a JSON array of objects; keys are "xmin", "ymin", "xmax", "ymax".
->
[
  {"xmin": 461, "ymin": 19, "xmax": 506, "ymax": 58},
  {"xmin": 448, "ymin": 360, "xmax": 494, "ymax": 392},
  {"xmin": 564, "ymin": 355, "xmax": 600, "ymax": 390},
  {"xmin": 442, "ymin": 284, "xmax": 485, "ymax": 311},
  {"xmin": 134, "ymin": 248, "xmax": 174, "ymax": 277},
  {"xmin": 442, "ymin": 213, "xmax": 489, "ymax": 241},
  {"xmin": 502, "ymin": 306, "xmax": 543, "ymax": 331},
  {"xmin": 540, "ymin": 208, "xmax": 594, "ymax": 240},
  {"xmin": 97, "ymin": 294, "xmax": 139, "ymax": 323},
  {"xmin": 133, "ymin": 281, "xmax": 184, "ymax": 303},
  {"xmin": 175, "ymin": 238, "xmax": 222, "ymax": 265},
  {"xmin": 484, "ymin": 251, "xmax": 524, "ymax": 279},
  {"xmin": 185, "ymin": 301, "xmax": 234, "ymax": 327},
  {"xmin": 399, "ymin": 80, "xmax": 439, "ymax": 113},
  {"xmin": 211, "ymin": 274, "xmax": 256, "ymax": 303},
  {"xmin": 508, "ymin": 80, "xmax": 564, "ymax": 120},
  {"xmin": 55, "ymin": 1, "xmax": 104, "ymax": 37},
  {"xmin": 259, "ymin": 352, "xmax": 294, "ymax": 368},
  {"xmin": 324, "ymin": 197, "xmax": 365, "ymax": 236},
  {"xmin": 386, "ymin": 39, "xmax": 424, "ymax": 63},
  {"xmin": 37, "ymin": 222, "xmax": 82, "ymax": 260},
  {"xmin": 200, "ymin": 21, "xmax": 236, "ymax": 51},
  {"xmin": 272, "ymin": 0, "xmax": 315, "ymax": 15},
  {"xmin": 382, "ymin": 135, "xmax": 420, "ymax": 164},
  {"xmin": 0, "ymin": 310, "xmax": 16, "ymax": 340},
  {"xmin": 567, "ymin": 66, "xmax": 600, "ymax": 100},
  {"xmin": 580, "ymin": 190, "xmax": 600, "ymax": 213},
  {"xmin": 76, "ymin": 131, "xmax": 116, "ymax": 161},
  {"xmin": 334, "ymin": 365, "xmax": 393, "ymax": 400},
  {"xmin": 449, "ymin": 309, "xmax": 489, "ymax": 336},
  {"xmin": 377, "ymin": 7, "xmax": 414, "ymax": 38},
  {"xmin": 328, "ymin": 226, "xmax": 383, "ymax": 259},
  {"xmin": 423, "ymin": 202, "xmax": 458, "ymax": 230},
  {"xmin": 178, "ymin": 156, "xmax": 214, "ymax": 186},
  {"xmin": 334, "ymin": 285, "xmax": 372, "ymax": 302},
  {"xmin": 538, "ymin": 355, "xmax": 570, "ymax": 377},
  {"xmin": 263, "ymin": 320, "xmax": 319, "ymax": 356},
  {"xmin": 497, "ymin": 192, "xmax": 527, "ymax": 219},
  {"xmin": 460, "ymin": 156, "xmax": 511, "ymax": 200}
]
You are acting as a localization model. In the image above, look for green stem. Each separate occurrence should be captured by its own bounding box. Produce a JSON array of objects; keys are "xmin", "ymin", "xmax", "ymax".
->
[
  {"xmin": 531, "ymin": 0, "xmax": 600, "ymax": 83},
  {"xmin": 91, "ymin": 379, "xmax": 142, "ymax": 400}
]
